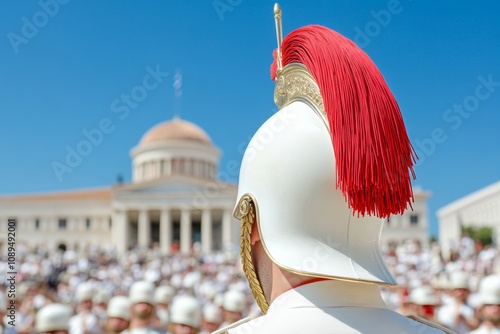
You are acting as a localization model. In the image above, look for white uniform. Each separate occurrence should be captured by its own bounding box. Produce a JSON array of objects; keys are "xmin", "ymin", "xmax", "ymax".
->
[
  {"xmin": 437, "ymin": 302, "xmax": 474, "ymax": 334},
  {"xmin": 468, "ymin": 325, "xmax": 500, "ymax": 334},
  {"xmin": 68, "ymin": 312, "xmax": 102, "ymax": 334},
  {"xmin": 121, "ymin": 327, "xmax": 163, "ymax": 334},
  {"xmin": 215, "ymin": 280, "xmax": 449, "ymax": 334}
]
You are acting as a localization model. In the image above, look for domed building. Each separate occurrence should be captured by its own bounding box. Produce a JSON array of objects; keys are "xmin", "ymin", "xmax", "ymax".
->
[
  {"xmin": 131, "ymin": 117, "xmax": 219, "ymax": 183},
  {"xmin": 0, "ymin": 118, "xmax": 238, "ymax": 254}
]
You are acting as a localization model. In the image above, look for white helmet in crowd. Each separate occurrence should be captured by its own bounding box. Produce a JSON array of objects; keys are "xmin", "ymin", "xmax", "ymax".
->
[
  {"xmin": 234, "ymin": 19, "xmax": 416, "ymax": 314},
  {"xmin": 222, "ymin": 289, "xmax": 246, "ymax": 313},
  {"xmin": 129, "ymin": 281, "xmax": 156, "ymax": 305},
  {"xmin": 203, "ymin": 303, "xmax": 222, "ymax": 324},
  {"xmin": 476, "ymin": 274, "xmax": 500, "ymax": 306},
  {"xmin": 107, "ymin": 296, "xmax": 131, "ymax": 321},
  {"xmin": 409, "ymin": 286, "xmax": 440, "ymax": 306},
  {"xmin": 154, "ymin": 285, "xmax": 175, "ymax": 305},
  {"xmin": 93, "ymin": 289, "xmax": 111, "ymax": 305},
  {"xmin": 432, "ymin": 273, "xmax": 450, "ymax": 290},
  {"xmin": 214, "ymin": 293, "xmax": 224, "ymax": 307},
  {"xmin": 449, "ymin": 271, "xmax": 470, "ymax": 290},
  {"xmin": 170, "ymin": 295, "xmax": 202, "ymax": 329},
  {"xmin": 76, "ymin": 283, "xmax": 95, "ymax": 303},
  {"xmin": 35, "ymin": 303, "xmax": 72, "ymax": 333}
]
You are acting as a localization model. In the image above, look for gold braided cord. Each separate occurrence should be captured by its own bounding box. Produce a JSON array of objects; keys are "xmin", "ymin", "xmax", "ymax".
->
[{"xmin": 236, "ymin": 194, "xmax": 269, "ymax": 314}]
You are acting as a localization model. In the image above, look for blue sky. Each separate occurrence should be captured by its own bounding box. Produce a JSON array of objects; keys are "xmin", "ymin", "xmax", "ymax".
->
[{"xmin": 1, "ymin": 0, "xmax": 499, "ymax": 237}]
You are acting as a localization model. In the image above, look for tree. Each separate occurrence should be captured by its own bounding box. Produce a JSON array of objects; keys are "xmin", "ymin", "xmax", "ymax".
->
[{"xmin": 461, "ymin": 226, "xmax": 493, "ymax": 246}]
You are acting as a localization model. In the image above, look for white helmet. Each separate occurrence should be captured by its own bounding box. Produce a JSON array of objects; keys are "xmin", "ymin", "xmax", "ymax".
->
[
  {"xmin": 222, "ymin": 290, "xmax": 246, "ymax": 313},
  {"xmin": 476, "ymin": 274, "xmax": 500, "ymax": 306},
  {"xmin": 154, "ymin": 285, "xmax": 175, "ymax": 305},
  {"xmin": 432, "ymin": 273, "xmax": 450, "ymax": 290},
  {"xmin": 129, "ymin": 281, "xmax": 155, "ymax": 305},
  {"xmin": 214, "ymin": 293, "xmax": 224, "ymax": 307},
  {"xmin": 76, "ymin": 283, "xmax": 95, "ymax": 303},
  {"xmin": 449, "ymin": 271, "xmax": 470, "ymax": 290},
  {"xmin": 93, "ymin": 289, "xmax": 111, "ymax": 305},
  {"xmin": 106, "ymin": 296, "xmax": 130, "ymax": 321},
  {"xmin": 409, "ymin": 286, "xmax": 440, "ymax": 306},
  {"xmin": 35, "ymin": 303, "xmax": 71, "ymax": 333},
  {"xmin": 170, "ymin": 296, "xmax": 201, "ymax": 328},
  {"xmin": 203, "ymin": 303, "xmax": 222, "ymax": 324},
  {"xmin": 234, "ymin": 22, "xmax": 416, "ymax": 314}
]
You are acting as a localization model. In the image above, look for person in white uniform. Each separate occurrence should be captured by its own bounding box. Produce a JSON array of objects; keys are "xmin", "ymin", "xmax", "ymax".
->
[
  {"xmin": 69, "ymin": 284, "xmax": 102, "ymax": 334},
  {"xmin": 200, "ymin": 304, "xmax": 222, "ymax": 334},
  {"xmin": 219, "ymin": 290, "xmax": 246, "ymax": 328},
  {"xmin": 104, "ymin": 296, "xmax": 130, "ymax": 334},
  {"xmin": 437, "ymin": 272, "xmax": 478, "ymax": 333},
  {"xmin": 122, "ymin": 281, "xmax": 162, "ymax": 334},
  {"xmin": 467, "ymin": 275, "xmax": 500, "ymax": 334},
  {"xmin": 153, "ymin": 285, "xmax": 175, "ymax": 332},
  {"xmin": 168, "ymin": 295, "xmax": 201, "ymax": 334},
  {"xmin": 215, "ymin": 3, "xmax": 455, "ymax": 334},
  {"xmin": 409, "ymin": 286, "xmax": 442, "ymax": 324}
]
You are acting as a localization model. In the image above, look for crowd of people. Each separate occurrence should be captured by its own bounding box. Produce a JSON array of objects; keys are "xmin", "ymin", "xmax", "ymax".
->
[{"xmin": 1, "ymin": 237, "xmax": 499, "ymax": 334}]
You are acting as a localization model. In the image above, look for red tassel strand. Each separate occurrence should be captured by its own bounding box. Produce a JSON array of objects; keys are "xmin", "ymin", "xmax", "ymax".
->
[{"xmin": 271, "ymin": 25, "xmax": 416, "ymax": 218}]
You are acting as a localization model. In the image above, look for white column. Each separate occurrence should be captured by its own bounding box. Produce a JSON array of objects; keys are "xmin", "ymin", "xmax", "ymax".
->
[
  {"xmin": 201, "ymin": 209, "xmax": 212, "ymax": 253},
  {"xmin": 222, "ymin": 209, "xmax": 232, "ymax": 250},
  {"xmin": 166, "ymin": 160, "xmax": 172, "ymax": 176},
  {"xmin": 160, "ymin": 209, "xmax": 172, "ymax": 254},
  {"xmin": 157, "ymin": 160, "xmax": 162, "ymax": 177},
  {"xmin": 180, "ymin": 209, "xmax": 191, "ymax": 254},
  {"xmin": 138, "ymin": 210, "xmax": 150, "ymax": 247},
  {"xmin": 112, "ymin": 210, "xmax": 128, "ymax": 254}
]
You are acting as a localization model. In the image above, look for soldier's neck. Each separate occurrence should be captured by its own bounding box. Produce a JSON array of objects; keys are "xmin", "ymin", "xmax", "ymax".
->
[{"xmin": 269, "ymin": 264, "xmax": 327, "ymax": 304}]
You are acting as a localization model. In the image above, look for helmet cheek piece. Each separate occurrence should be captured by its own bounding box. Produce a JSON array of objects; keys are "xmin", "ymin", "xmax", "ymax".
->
[{"xmin": 234, "ymin": 193, "xmax": 269, "ymax": 314}]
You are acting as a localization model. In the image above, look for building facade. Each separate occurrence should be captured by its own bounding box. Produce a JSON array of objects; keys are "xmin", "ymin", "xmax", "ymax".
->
[
  {"xmin": 0, "ymin": 117, "xmax": 431, "ymax": 255},
  {"xmin": 438, "ymin": 181, "xmax": 500, "ymax": 259},
  {"xmin": 0, "ymin": 118, "xmax": 238, "ymax": 254},
  {"xmin": 381, "ymin": 188, "xmax": 431, "ymax": 251}
]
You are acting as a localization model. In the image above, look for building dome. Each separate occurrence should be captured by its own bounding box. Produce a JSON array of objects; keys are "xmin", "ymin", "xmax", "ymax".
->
[
  {"xmin": 140, "ymin": 117, "xmax": 211, "ymax": 145},
  {"xmin": 131, "ymin": 117, "xmax": 220, "ymax": 183}
]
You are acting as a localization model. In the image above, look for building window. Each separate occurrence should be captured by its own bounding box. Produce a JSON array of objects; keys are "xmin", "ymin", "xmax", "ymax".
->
[
  {"xmin": 410, "ymin": 214, "xmax": 419, "ymax": 225},
  {"xmin": 58, "ymin": 218, "xmax": 67, "ymax": 229},
  {"xmin": 85, "ymin": 218, "xmax": 91, "ymax": 230},
  {"xmin": 35, "ymin": 218, "xmax": 40, "ymax": 230},
  {"xmin": 109, "ymin": 217, "xmax": 112, "ymax": 229}
]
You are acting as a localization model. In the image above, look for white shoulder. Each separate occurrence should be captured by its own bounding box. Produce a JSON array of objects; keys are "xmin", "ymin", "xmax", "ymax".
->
[
  {"xmin": 211, "ymin": 317, "xmax": 254, "ymax": 334},
  {"xmin": 407, "ymin": 315, "xmax": 457, "ymax": 334}
]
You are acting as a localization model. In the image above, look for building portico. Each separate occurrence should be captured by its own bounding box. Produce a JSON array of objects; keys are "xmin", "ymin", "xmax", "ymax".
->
[{"xmin": 112, "ymin": 205, "xmax": 234, "ymax": 254}]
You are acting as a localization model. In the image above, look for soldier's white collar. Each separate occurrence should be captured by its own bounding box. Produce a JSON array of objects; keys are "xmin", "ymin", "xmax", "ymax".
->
[{"xmin": 267, "ymin": 279, "xmax": 387, "ymax": 312}]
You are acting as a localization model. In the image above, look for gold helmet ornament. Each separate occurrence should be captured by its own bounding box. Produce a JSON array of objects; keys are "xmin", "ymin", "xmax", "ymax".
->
[{"xmin": 234, "ymin": 4, "xmax": 417, "ymax": 314}]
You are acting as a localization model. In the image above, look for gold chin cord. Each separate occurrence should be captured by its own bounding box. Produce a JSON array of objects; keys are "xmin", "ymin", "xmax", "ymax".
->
[{"xmin": 234, "ymin": 194, "xmax": 269, "ymax": 314}]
